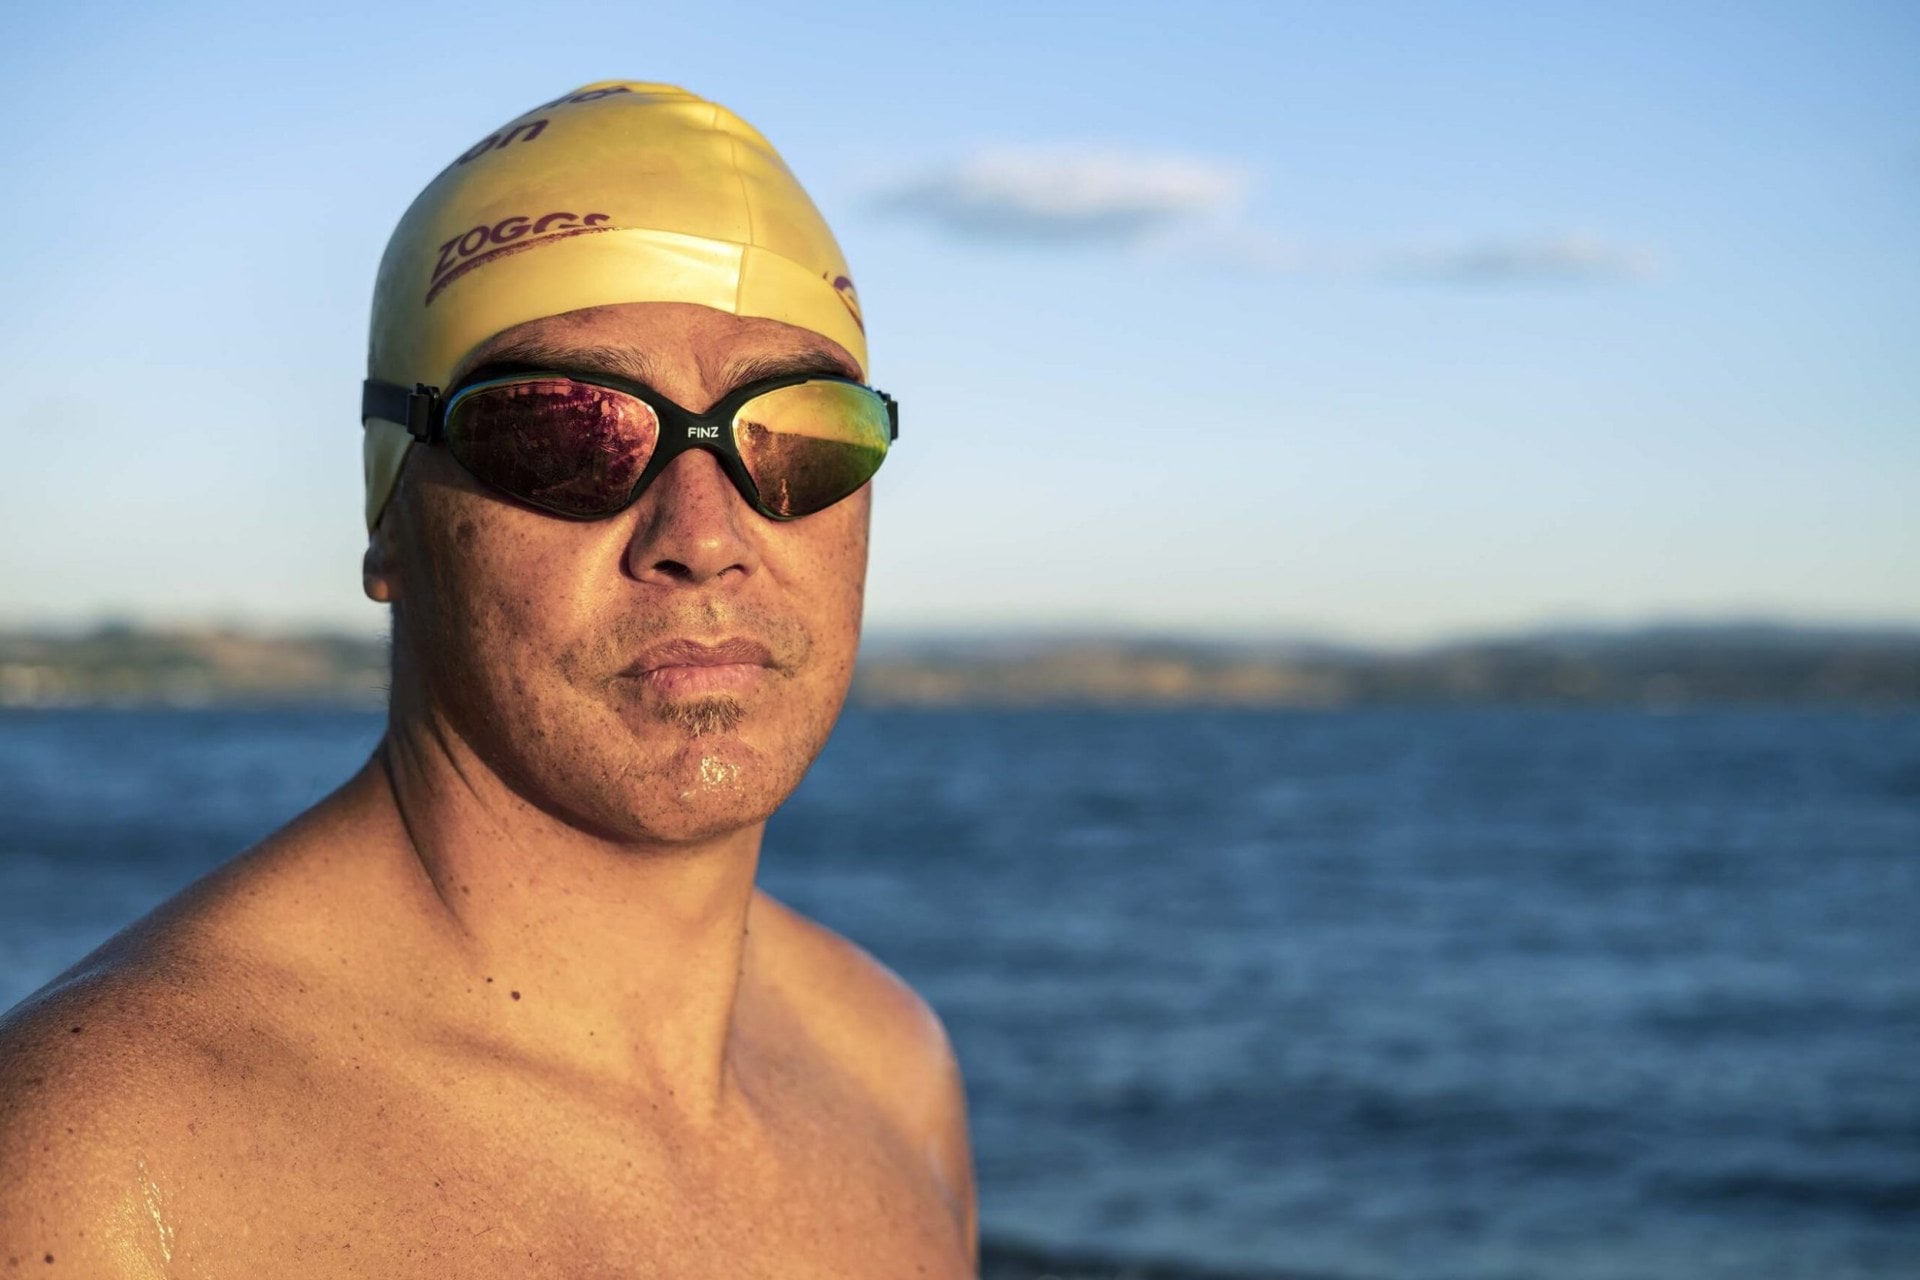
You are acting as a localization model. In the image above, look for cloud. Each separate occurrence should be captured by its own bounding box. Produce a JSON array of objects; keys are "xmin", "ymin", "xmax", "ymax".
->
[
  {"xmin": 874, "ymin": 147, "xmax": 1252, "ymax": 246},
  {"xmin": 1383, "ymin": 234, "xmax": 1656, "ymax": 283},
  {"xmin": 873, "ymin": 148, "xmax": 1656, "ymax": 285},
  {"xmin": 1133, "ymin": 222, "xmax": 1313, "ymax": 274}
]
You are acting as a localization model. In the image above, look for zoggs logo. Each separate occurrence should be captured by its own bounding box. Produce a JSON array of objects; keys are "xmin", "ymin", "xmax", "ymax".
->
[{"xmin": 425, "ymin": 211, "xmax": 612, "ymax": 305}]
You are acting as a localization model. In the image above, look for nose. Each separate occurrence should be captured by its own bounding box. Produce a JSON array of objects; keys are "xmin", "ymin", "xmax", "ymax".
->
[{"xmin": 624, "ymin": 448, "xmax": 759, "ymax": 587}]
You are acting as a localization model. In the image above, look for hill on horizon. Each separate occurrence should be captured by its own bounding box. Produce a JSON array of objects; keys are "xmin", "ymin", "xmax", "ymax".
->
[{"xmin": 1, "ymin": 620, "xmax": 1915, "ymax": 708}]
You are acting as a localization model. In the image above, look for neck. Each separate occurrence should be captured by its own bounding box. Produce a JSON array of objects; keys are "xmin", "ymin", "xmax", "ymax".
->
[{"xmin": 369, "ymin": 695, "xmax": 766, "ymax": 1118}]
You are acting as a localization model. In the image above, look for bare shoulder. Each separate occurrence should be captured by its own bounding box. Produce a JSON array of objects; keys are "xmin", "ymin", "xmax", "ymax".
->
[
  {"xmin": 751, "ymin": 893, "xmax": 953, "ymax": 1069},
  {"xmin": 0, "ymin": 952, "xmax": 250, "ymax": 1275},
  {"xmin": 0, "ymin": 794, "xmax": 373, "ymax": 1271},
  {"xmin": 750, "ymin": 892, "xmax": 977, "ymax": 1246}
]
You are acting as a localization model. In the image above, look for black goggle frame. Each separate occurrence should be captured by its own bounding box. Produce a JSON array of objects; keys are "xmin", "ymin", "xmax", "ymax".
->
[{"xmin": 361, "ymin": 369, "xmax": 899, "ymax": 522}]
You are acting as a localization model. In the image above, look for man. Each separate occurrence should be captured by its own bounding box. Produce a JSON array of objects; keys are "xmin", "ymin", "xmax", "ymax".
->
[{"xmin": 0, "ymin": 82, "xmax": 977, "ymax": 1276}]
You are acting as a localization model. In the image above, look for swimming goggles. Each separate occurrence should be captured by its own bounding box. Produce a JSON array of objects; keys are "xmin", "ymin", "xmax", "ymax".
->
[{"xmin": 362, "ymin": 370, "xmax": 898, "ymax": 521}]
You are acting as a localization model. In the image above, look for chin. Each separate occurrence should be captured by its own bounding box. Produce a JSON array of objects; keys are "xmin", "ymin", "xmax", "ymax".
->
[
  {"xmin": 617, "ymin": 736, "xmax": 796, "ymax": 844},
  {"xmin": 571, "ymin": 698, "xmax": 821, "ymax": 843},
  {"xmin": 488, "ymin": 675, "xmax": 840, "ymax": 846}
]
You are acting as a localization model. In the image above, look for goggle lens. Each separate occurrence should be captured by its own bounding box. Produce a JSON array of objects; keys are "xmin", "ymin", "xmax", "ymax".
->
[
  {"xmin": 446, "ymin": 379, "xmax": 659, "ymax": 518},
  {"xmin": 733, "ymin": 380, "xmax": 893, "ymax": 518},
  {"xmin": 441, "ymin": 375, "xmax": 889, "ymax": 520}
]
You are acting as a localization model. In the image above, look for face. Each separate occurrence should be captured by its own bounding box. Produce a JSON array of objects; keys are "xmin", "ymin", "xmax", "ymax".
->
[{"xmin": 365, "ymin": 302, "xmax": 872, "ymax": 845}]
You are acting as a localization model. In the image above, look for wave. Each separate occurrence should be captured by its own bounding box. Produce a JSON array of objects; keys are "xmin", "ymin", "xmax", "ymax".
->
[
  {"xmin": 981, "ymin": 1237, "xmax": 1351, "ymax": 1280},
  {"xmin": 1654, "ymin": 1169, "xmax": 1920, "ymax": 1220}
]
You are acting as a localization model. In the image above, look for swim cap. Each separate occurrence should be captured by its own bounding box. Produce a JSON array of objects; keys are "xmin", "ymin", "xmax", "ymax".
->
[{"xmin": 362, "ymin": 81, "xmax": 868, "ymax": 529}]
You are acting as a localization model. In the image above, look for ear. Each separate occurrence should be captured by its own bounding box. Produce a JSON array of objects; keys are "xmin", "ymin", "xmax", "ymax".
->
[{"xmin": 363, "ymin": 511, "xmax": 401, "ymax": 603}]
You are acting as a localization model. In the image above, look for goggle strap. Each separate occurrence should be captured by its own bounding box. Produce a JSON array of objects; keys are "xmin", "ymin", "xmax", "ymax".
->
[{"xmin": 362, "ymin": 379, "xmax": 443, "ymax": 442}]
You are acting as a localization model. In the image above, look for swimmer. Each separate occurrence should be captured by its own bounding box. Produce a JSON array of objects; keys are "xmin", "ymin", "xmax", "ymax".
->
[{"xmin": 0, "ymin": 83, "xmax": 976, "ymax": 1277}]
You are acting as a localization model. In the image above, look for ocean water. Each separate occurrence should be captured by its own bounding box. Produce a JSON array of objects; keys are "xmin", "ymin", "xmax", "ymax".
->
[{"xmin": 1, "ymin": 707, "xmax": 1916, "ymax": 1279}]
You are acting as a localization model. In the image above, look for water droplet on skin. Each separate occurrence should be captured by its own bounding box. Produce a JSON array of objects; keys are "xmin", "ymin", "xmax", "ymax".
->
[{"xmin": 697, "ymin": 755, "xmax": 741, "ymax": 788}]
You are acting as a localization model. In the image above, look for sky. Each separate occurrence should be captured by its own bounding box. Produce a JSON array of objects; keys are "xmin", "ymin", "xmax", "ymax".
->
[{"xmin": 1, "ymin": 0, "xmax": 1914, "ymax": 645}]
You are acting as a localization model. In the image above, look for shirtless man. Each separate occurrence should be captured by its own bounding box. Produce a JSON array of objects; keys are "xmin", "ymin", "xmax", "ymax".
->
[{"xmin": 0, "ymin": 82, "xmax": 977, "ymax": 1276}]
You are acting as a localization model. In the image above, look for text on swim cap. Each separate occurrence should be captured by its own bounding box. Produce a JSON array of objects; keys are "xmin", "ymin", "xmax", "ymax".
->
[
  {"xmin": 426, "ymin": 211, "xmax": 612, "ymax": 306},
  {"xmin": 455, "ymin": 119, "xmax": 549, "ymax": 167},
  {"xmin": 826, "ymin": 274, "xmax": 865, "ymax": 334},
  {"xmin": 525, "ymin": 86, "xmax": 635, "ymax": 113},
  {"xmin": 446, "ymin": 89, "xmax": 644, "ymax": 172}
]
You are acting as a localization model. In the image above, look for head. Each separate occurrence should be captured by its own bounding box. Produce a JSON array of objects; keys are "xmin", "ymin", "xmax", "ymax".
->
[{"xmin": 359, "ymin": 84, "xmax": 878, "ymax": 845}]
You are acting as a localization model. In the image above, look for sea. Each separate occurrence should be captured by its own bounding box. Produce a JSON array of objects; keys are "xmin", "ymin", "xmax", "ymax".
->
[{"xmin": 1, "ymin": 707, "xmax": 1916, "ymax": 1280}]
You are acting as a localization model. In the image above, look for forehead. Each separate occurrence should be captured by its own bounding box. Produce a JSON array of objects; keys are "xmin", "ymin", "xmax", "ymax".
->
[{"xmin": 452, "ymin": 301, "xmax": 863, "ymax": 395}]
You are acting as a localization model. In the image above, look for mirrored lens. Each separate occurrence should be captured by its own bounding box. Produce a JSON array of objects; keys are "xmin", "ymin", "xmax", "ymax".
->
[
  {"xmin": 445, "ymin": 379, "xmax": 659, "ymax": 518},
  {"xmin": 733, "ymin": 381, "xmax": 891, "ymax": 518}
]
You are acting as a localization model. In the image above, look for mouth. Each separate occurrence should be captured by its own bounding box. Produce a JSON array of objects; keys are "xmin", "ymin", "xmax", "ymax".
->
[{"xmin": 620, "ymin": 636, "xmax": 779, "ymax": 698}]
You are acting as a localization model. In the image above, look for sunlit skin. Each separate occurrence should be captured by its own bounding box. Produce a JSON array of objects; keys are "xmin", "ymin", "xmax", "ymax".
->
[
  {"xmin": 0, "ymin": 303, "xmax": 977, "ymax": 1278},
  {"xmin": 373, "ymin": 302, "xmax": 870, "ymax": 854}
]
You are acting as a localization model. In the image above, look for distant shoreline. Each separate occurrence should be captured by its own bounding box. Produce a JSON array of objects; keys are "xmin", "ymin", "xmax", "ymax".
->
[{"xmin": 2, "ymin": 622, "xmax": 1916, "ymax": 709}]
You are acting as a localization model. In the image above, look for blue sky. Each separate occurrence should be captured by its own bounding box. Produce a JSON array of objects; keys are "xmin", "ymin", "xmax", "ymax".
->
[{"xmin": 2, "ymin": 1, "xmax": 1914, "ymax": 643}]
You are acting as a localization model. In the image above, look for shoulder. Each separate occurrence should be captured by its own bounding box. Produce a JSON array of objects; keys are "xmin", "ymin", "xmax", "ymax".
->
[
  {"xmin": 752, "ymin": 894, "xmax": 950, "ymax": 1061},
  {"xmin": 0, "ymin": 882, "xmax": 324, "ymax": 1273},
  {"xmin": 0, "ymin": 776, "xmax": 419, "ymax": 1270},
  {"xmin": 0, "ymin": 958, "xmax": 236, "ymax": 1275},
  {"xmin": 750, "ymin": 893, "xmax": 977, "ymax": 1247}
]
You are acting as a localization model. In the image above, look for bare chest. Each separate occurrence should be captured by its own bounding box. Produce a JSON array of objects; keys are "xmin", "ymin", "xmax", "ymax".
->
[{"xmin": 148, "ymin": 1057, "xmax": 969, "ymax": 1279}]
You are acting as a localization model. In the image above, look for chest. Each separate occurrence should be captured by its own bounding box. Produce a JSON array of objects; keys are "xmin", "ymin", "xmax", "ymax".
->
[{"xmin": 156, "ymin": 1055, "xmax": 970, "ymax": 1278}]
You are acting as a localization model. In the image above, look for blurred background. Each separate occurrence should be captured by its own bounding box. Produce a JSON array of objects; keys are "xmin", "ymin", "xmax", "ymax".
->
[{"xmin": 2, "ymin": 3, "xmax": 1916, "ymax": 1277}]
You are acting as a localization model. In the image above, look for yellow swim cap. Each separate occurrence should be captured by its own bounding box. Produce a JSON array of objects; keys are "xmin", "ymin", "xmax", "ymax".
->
[{"xmin": 361, "ymin": 81, "xmax": 868, "ymax": 529}]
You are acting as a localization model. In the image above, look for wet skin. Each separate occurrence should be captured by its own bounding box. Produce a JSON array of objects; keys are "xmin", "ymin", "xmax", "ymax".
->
[{"xmin": 0, "ymin": 303, "xmax": 978, "ymax": 1277}]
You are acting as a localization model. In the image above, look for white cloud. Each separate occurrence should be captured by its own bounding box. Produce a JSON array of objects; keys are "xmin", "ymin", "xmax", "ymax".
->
[
  {"xmin": 874, "ymin": 148, "xmax": 1656, "ymax": 285},
  {"xmin": 875, "ymin": 146, "xmax": 1253, "ymax": 245},
  {"xmin": 1131, "ymin": 221, "xmax": 1310, "ymax": 273},
  {"xmin": 1384, "ymin": 234, "xmax": 1657, "ymax": 283}
]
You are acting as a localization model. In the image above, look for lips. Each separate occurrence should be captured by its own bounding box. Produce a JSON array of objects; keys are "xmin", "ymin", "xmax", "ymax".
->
[
  {"xmin": 621, "ymin": 637, "xmax": 778, "ymax": 697},
  {"xmin": 626, "ymin": 637, "xmax": 777, "ymax": 673}
]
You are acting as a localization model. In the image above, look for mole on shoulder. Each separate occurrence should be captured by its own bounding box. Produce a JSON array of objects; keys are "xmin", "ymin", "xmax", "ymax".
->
[{"xmin": 510, "ymin": 991, "xmax": 522, "ymax": 1001}]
